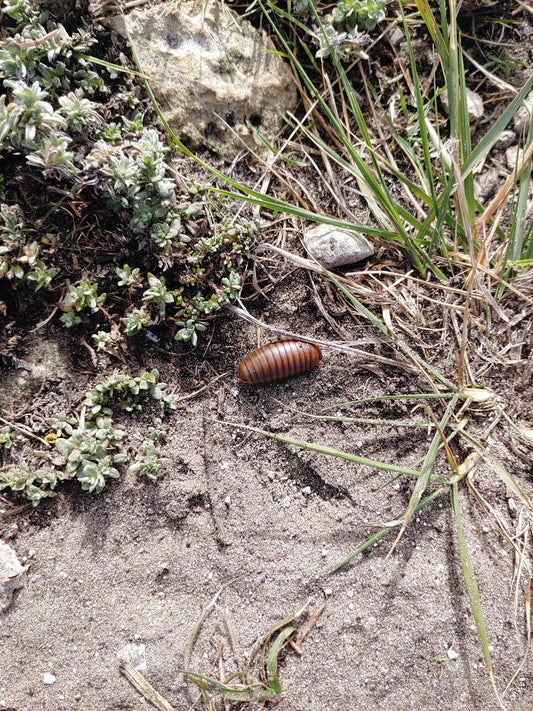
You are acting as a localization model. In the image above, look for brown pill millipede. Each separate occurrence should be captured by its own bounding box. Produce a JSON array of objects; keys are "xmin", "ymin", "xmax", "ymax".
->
[{"xmin": 238, "ymin": 340, "xmax": 322, "ymax": 385}]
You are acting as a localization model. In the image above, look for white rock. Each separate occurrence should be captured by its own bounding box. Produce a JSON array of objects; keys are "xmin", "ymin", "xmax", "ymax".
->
[
  {"xmin": 440, "ymin": 87, "xmax": 484, "ymax": 122},
  {"xmin": 304, "ymin": 224, "xmax": 374, "ymax": 269},
  {"xmin": 0, "ymin": 540, "xmax": 27, "ymax": 613},
  {"xmin": 43, "ymin": 673, "xmax": 56, "ymax": 685},
  {"xmin": 107, "ymin": 1, "xmax": 297, "ymax": 159},
  {"xmin": 117, "ymin": 643, "xmax": 147, "ymax": 672},
  {"xmin": 447, "ymin": 647, "xmax": 459, "ymax": 660}
]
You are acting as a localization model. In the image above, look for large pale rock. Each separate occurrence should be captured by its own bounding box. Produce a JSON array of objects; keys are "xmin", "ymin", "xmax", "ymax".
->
[
  {"xmin": 109, "ymin": 1, "xmax": 297, "ymax": 158},
  {"xmin": 304, "ymin": 224, "xmax": 374, "ymax": 269},
  {"xmin": 0, "ymin": 540, "xmax": 27, "ymax": 612}
]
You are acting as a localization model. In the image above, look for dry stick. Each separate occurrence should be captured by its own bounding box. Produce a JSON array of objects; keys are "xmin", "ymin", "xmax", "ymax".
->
[
  {"xmin": 0, "ymin": 415, "xmax": 51, "ymax": 447},
  {"xmin": 0, "ymin": 503, "xmax": 30, "ymax": 518},
  {"xmin": 202, "ymin": 406, "xmax": 231, "ymax": 548},
  {"xmin": 173, "ymin": 372, "xmax": 228, "ymax": 406},
  {"xmin": 119, "ymin": 661, "xmax": 176, "ymax": 711},
  {"xmin": 223, "ymin": 609, "xmax": 243, "ymax": 669},
  {"xmin": 297, "ymin": 598, "xmax": 327, "ymax": 644},
  {"xmin": 29, "ymin": 306, "xmax": 59, "ymax": 333}
]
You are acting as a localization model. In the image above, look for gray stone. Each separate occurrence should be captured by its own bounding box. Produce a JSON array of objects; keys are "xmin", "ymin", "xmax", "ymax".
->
[
  {"xmin": 495, "ymin": 130, "xmax": 516, "ymax": 150},
  {"xmin": 0, "ymin": 540, "xmax": 27, "ymax": 612},
  {"xmin": 304, "ymin": 224, "xmax": 374, "ymax": 269},
  {"xmin": 440, "ymin": 87, "xmax": 484, "ymax": 122},
  {"xmin": 108, "ymin": 1, "xmax": 297, "ymax": 159}
]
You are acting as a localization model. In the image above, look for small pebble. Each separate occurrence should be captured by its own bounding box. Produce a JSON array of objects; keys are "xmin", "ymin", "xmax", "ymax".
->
[
  {"xmin": 281, "ymin": 496, "xmax": 291, "ymax": 508},
  {"xmin": 447, "ymin": 648, "xmax": 459, "ymax": 660},
  {"xmin": 301, "ymin": 486, "xmax": 312, "ymax": 497},
  {"xmin": 495, "ymin": 130, "xmax": 516, "ymax": 149},
  {"xmin": 440, "ymin": 87, "xmax": 484, "ymax": 122},
  {"xmin": 506, "ymin": 145, "xmax": 522, "ymax": 170},
  {"xmin": 514, "ymin": 92, "xmax": 533, "ymax": 134},
  {"xmin": 43, "ymin": 673, "xmax": 56, "ymax": 685},
  {"xmin": 117, "ymin": 643, "xmax": 147, "ymax": 672}
]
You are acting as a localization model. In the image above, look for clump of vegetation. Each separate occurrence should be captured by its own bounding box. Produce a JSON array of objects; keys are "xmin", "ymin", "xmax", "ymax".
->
[
  {"xmin": 0, "ymin": 463, "xmax": 61, "ymax": 506},
  {"xmin": 129, "ymin": 419, "xmax": 169, "ymax": 481},
  {"xmin": 0, "ymin": 370, "xmax": 177, "ymax": 505},
  {"xmin": 0, "ymin": 426, "xmax": 13, "ymax": 450},
  {"xmin": 289, "ymin": 0, "xmax": 386, "ymax": 59},
  {"xmin": 0, "ymin": 0, "xmax": 259, "ymax": 348},
  {"xmin": 84, "ymin": 368, "xmax": 178, "ymax": 415}
]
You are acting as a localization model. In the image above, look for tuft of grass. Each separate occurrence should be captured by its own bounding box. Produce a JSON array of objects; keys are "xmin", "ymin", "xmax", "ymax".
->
[{"xmin": 121, "ymin": 582, "xmax": 325, "ymax": 709}]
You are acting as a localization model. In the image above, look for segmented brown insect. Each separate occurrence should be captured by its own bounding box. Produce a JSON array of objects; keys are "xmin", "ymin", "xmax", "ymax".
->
[{"xmin": 238, "ymin": 340, "xmax": 322, "ymax": 385}]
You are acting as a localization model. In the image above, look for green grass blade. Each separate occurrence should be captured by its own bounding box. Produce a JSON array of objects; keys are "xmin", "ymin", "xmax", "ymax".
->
[
  {"xmin": 497, "ymin": 119, "xmax": 533, "ymax": 297},
  {"xmin": 333, "ymin": 485, "xmax": 448, "ymax": 571},
  {"xmin": 227, "ymin": 422, "xmax": 451, "ymax": 483},
  {"xmin": 413, "ymin": 0, "xmax": 449, "ymax": 67},
  {"xmin": 266, "ymin": 627, "xmax": 296, "ymax": 692},
  {"xmin": 462, "ymin": 74, "xmax": 533, "ymax": 180},
  {"xmin": 382, "ymin": 394, "xmax": 460, "ymax": 561},
  {"xmin": 182, "ymin": 670, "xmax": 275, "ymax": 701}
]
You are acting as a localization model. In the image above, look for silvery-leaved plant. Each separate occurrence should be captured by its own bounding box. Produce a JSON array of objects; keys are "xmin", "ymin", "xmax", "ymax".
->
[{"xmin": 0, "ymin": 203, "xmax": 57, "ymax": 288}]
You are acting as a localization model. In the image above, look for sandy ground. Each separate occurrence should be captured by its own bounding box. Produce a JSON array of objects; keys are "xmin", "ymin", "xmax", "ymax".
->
[{"xmin": 1, "ymin": 307, "xmax": 532, "ymax": 711}]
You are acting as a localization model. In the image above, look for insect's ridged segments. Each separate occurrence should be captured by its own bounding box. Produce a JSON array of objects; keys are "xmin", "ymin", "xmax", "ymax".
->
[{"xmin": 238, "ymin": 340, "xmax": 322, "ymax": 385}]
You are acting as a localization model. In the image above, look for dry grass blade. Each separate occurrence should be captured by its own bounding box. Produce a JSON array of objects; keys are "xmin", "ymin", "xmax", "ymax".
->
[
  {"xmin": 502, "ymin": 511, "xmax": 533, "ymax": 698},
  {"xmin": 460, "ymin": 431, "xmax": 533, "ymax": 509},
  {"xmin": 476, "ymin": 140, "xmax": 533, "ymax": 234}
]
